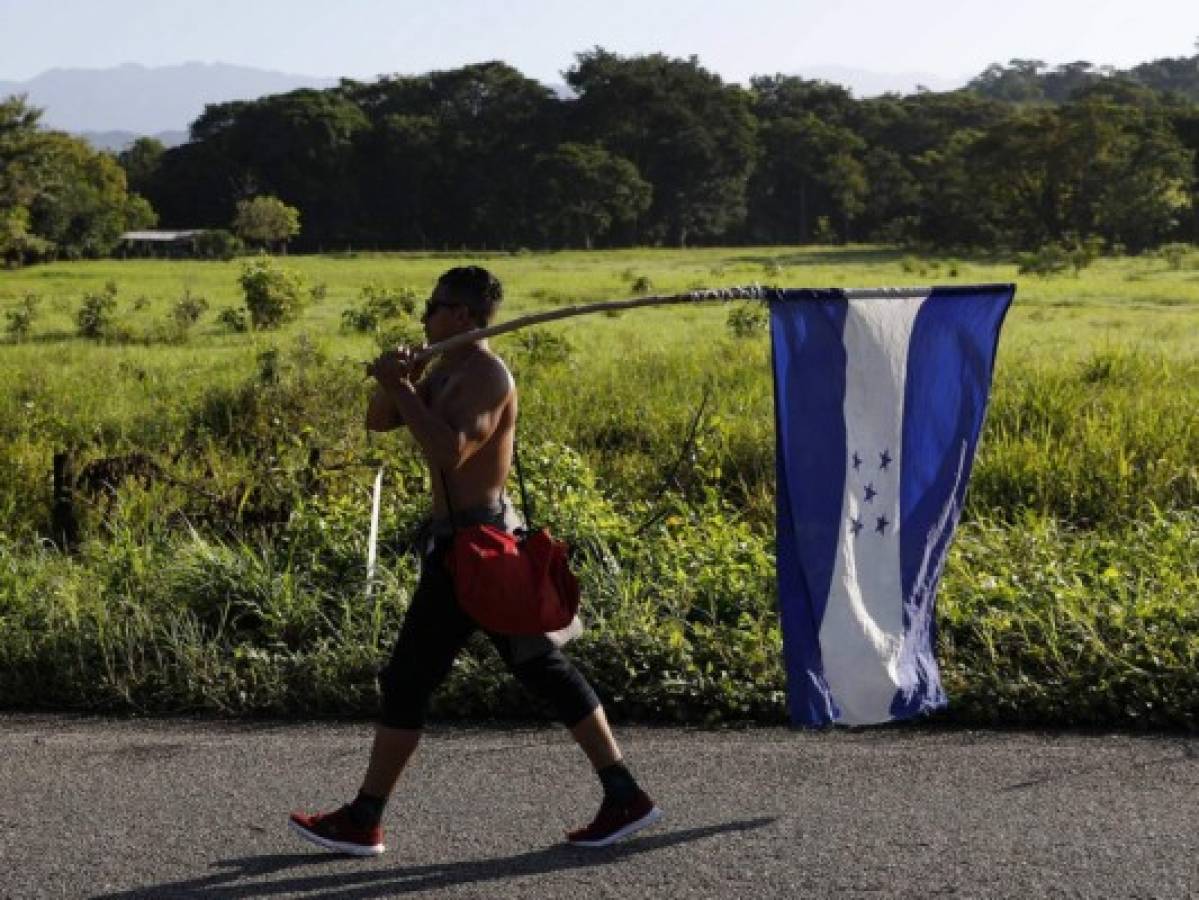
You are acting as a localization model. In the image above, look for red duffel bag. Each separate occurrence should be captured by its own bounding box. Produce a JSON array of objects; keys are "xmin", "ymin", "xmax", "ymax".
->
[{"xmin": 446, "ymin": 524, "xmax": 580, "ymax": 635}]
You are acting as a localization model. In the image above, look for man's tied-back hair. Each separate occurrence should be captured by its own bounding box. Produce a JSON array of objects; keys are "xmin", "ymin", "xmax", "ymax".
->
[{"xmin": 438, "ymin": 266, "xmax": 503, "ymax": 326}]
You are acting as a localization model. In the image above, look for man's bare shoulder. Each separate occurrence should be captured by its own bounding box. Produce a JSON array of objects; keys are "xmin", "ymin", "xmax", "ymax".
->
[
  {"xmin": 467, "ymin": 348, "xmax": 515, "ymax": 394},
  {"xmin": 436, "ymin": 349, "xmax": 513, "ymax": 420}
]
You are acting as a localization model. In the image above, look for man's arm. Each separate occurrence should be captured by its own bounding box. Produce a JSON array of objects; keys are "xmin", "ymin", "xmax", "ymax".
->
[
  {"xmin": 366, "ymin": 385, "xmax": 404, "ymax": 432},
  {"xmin": 373, "ymin": 355, "xmax": 512, "ymax": 470},
  {"xmin": 365, "ymin": 346, "xmax": 431, "ymax": 432}
]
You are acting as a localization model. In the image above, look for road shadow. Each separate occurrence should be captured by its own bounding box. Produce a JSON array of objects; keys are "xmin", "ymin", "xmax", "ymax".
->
[
  {"xmin": 93, "ymin": 817, "xmax": 775, "ymax": 899},
  {"xmin": 1001, "ymin": 739, "xmax": 1198, "ymax": 793}
]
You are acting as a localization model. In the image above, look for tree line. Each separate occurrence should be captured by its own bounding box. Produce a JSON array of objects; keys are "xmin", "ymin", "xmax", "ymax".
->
[{"xmin": 4, "ymin": 48, "xmax": 1199, "ymax": 263}]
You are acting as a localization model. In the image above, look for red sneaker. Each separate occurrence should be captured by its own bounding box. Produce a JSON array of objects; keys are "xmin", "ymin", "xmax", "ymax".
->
[
  {"xmin": 567, "ymin": 789, "xmax": 663, "ymax": 848},
  {"xmin": 288, "ymin": 806, "xmax": 385, "ymax": 857}
]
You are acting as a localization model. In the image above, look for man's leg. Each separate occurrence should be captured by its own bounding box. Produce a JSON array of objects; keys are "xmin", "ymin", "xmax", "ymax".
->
[
  {"xmin": 360, "ymin": 726, "xmax": 422, "ymax": 799},
  {"xmin": 568, "ymin": 704, "xmax": 621, "ymax": 770},
  {"xmin": 290, "ymin": 544, "xmax": 473, "ymax": 854},
  {"xmin": 567, "ymin": 705, "xmax": 662, "ymax": 846},
  {"xmin": 501, "ymin": 646, "xmax": 662, "ymax": 846},
  {"xmin": 358, "ymin": 550, "xmax": 473, "ymax": 803}
]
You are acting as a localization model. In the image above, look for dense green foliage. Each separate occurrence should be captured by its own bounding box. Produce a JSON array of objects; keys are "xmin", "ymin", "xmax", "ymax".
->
[
  {"xmin": 0, "ymin": 247, "xmax": 1195, "ymax": 728},
  {"xmin": 232, "ymin": 195, "xmax": 301, "ymax": 252},
  {"xmin": 238, "ymin": 256, "xmax": 307, "ymax": 328},
  {"xmin": 0, "ymin": 97, "xmax": 155, "ymax": 263},
  {"xmin": 193, "ymin": 228, "xmax": 244, "ymax": 261},
  {"xmin": 75, "ymin": 49, "xmax": 1199, "ymax": 253},
  {"xmin": 5, "ymin": 51, "xmax": 1199, "ymax": 259},
  {"xmin": 530, "ymin": 142, "xmax": 652, "ymax": 249},
  {"xmin": 967, "ymin": 56, "xmax": 1199, "ymax": 105}
]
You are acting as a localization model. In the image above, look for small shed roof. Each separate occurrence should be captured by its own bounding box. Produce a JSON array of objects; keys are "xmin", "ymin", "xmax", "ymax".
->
[{"xmin": 119, "ymin": 230, "xmax": 207, "ymax": 242}]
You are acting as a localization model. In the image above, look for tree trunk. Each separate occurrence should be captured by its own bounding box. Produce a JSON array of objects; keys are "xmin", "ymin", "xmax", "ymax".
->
[
  {"xmin": 51, "ymin": 451, "xmax": 79, "ymax": 551},
  {"xmin": 799, "ymin": 180, "xmax": 809, "ymax": 243}
]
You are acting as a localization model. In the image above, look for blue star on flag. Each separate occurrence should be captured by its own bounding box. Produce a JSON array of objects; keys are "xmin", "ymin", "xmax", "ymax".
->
[
  {"xmin": 875, "ymin": 514, "xmax": 889, "ymax": 535},
  {"xmin": 879, "ymin": 449, "xmax": 892, "ymax": 471},
  {"xmin": 863, "ymin": 483, "xmax": 877, "ymax": 503}
]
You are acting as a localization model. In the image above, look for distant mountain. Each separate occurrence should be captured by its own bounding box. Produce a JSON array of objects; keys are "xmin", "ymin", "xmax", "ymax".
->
[
  {"xmin": 76, "ymin": 130, "xmax": 189, "ymax": 152},
  {"xmin": 793, "ymin": 65, "xmax": 967, "ymax": 97},
  {"xmin": 0, "ymin": 62, "xmax": 338, "ymax": 135}
]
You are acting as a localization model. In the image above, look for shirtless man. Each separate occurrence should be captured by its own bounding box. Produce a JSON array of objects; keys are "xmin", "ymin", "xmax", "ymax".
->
[{"xmin": 289, "ymin": 266, "xmax": 661, "ymax": 856}]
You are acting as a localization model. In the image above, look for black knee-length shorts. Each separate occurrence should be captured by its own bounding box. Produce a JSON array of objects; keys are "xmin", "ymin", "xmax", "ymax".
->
[{"xmin": 377, "ymin": 535, "xmax": 600, "ymax": 730}]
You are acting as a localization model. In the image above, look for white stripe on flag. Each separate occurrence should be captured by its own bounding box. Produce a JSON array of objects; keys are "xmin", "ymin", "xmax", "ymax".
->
[{"xmin": 818, "ymin": 293, "xmax": 927, "ymax": 725}]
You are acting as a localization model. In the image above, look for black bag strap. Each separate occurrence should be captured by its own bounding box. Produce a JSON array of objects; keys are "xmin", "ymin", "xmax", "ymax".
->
[{"xmin": 513, "ymin": 438, "xmax": 532, "ymax": 528}]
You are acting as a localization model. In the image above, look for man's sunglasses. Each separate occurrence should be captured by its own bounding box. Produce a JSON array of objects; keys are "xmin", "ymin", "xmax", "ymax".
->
[{"xmin": 422, "ymin": 298, "xmax": 463, "ymax": 319}]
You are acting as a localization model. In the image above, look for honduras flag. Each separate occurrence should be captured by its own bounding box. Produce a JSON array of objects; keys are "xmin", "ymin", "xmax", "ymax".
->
[{"xmin": 770, "ymin": 285, "xmax": 1014, "ymax": 727}]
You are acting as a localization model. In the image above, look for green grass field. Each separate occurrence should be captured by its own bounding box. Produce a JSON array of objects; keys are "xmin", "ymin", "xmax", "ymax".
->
[
  {"xmin": 2, "ymin": 247, "xmax": 1197, "ymax": 439},
  {"xmin": 1, "ymin": 246, "xmax": 1196, "ymax": 727}
]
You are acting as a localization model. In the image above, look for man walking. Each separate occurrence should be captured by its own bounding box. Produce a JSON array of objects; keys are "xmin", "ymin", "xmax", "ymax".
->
[{"xmin": 289, "ymin": 266, "xmax": 661, "ymax": 855}]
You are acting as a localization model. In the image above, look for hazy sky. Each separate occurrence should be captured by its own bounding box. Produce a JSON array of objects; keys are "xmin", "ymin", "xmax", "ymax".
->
[{"xmin": 1, "ymin": 0, "xmax": 1196, "ymax": 84}]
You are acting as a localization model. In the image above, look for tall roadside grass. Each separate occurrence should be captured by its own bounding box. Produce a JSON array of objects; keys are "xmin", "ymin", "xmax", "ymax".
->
[
  {"xmin": 1, "ymin": 452, "xmax": 1194, "ymax": 727},
  {"xmin": 973, "ymin": 347, "xmax": 1199, "ymax": 527}
]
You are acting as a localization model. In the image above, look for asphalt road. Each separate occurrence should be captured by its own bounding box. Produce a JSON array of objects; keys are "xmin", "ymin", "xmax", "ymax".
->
[{"xmin": 0, "ymin": 714, "xmax": 1195, "ymax": 898}]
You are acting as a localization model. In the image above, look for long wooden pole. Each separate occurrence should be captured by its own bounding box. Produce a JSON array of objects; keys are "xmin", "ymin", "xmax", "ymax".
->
[
  {"xmin": 404, "ymin": 282, "xmax": 997, "ymax": 362},
  {"xmin": 411, "ymin": 284, "xmax": 773, "ymax": 363}
]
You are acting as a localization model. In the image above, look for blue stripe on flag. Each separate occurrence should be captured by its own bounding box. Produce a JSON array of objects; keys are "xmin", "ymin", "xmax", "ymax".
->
[
  {"xmin": 770, "ymin": 290, "xmax": 849, "ymax": 726},
  {"xmin": 890, "ymin": 285, "xmax": 1014, "ymax": 718}
]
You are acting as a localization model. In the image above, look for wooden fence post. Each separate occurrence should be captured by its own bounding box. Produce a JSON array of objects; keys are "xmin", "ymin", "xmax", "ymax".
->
[
  {"xmin": 301, "ymin": 446, "xmax": 321, "ymax": 495},
  {"xmin": 51, "ymin": 451, "xmax": 79, "ymax": 551}
]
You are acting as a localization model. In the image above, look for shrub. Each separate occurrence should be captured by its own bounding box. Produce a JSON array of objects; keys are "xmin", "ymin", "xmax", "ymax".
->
[
  {"xmin": 1017, "ymin": 243, "xmax": 1071, "ymax": 276},
  {"xmin": 513, "ymin": 329, "xmax": 575, "ymax": 365},
  {"xmin": 1068, "ymin": 236, "xmax": 1104, "ymax": 274},
  {"xmin": 374, "ymin": 321, "xmax": 425, "ymax": 351},
  {"xmin": 340, "ymin": 308, "xmax": 376, "ymax": 332},
  {"xmin": 1018, "ymin": 238, "xmax": 1103, "ymax": 277},
  {"xmin": 239, "ymin": 257, "xmax": 307, "ymax": 329},
  {"xmin": 4, "ymin": 293, "xmax": 39, "ymax": 341},
  {"xmin": 727, "ymin": 303, "xmax": 768, "ymax": 338},
  {"xmin": 233, "ymin": 195, "xmax": 301, "ymax": 252},
  {"xmin": 813, "ymin": 216, "xmax": 837, "ymax": 244},
  {"xmin": 216, "ymin": 307, "xmax": 248, "ymax": 333},
  {"xmin": 172, "ymin": 289, "xmax": 209, "ymax": 328},
  {"xmin": 144, "ymin": 289, "xmax": 212, "ymax": 344},
  {"xmin": 256, "ymin": 348, "xmax": 280, "ymax": 384},
  {"xmin": 631, "ymin": 275, "xmax": 653, "ymax": 294},
  {"xmin": 1157, "ymin": 242, "xmax": 1192, "ymax": 271},
  {"xmin": 289, "ymin": 333, "xmax": 327, "ymax": 371},
  {"xmin": 194, "ymin": 229, "xmax": 244, "ymax": 261},
  {"xmin": 872, "ymin": 216, "xmax": 919, "ymax": 245},
  {"xmin": 76, "ymin": 282, "xmax": 119, "ymax": 338},
  {"xmin": 340, "ymin": 283, "xmax": 418, "ymax": 333}
]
